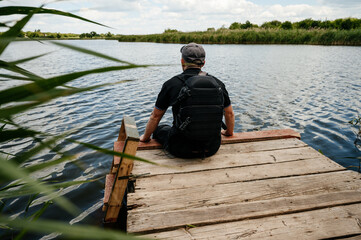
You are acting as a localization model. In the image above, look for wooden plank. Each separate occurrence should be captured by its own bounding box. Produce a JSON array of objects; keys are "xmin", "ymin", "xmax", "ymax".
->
[
  {"xmin": 137, "ymin": 129, "xmax": 301, "ymax": 150},
  {"xmin": 219, "ymin": 137, "xmax": 307, "ymax": 153},
  {"xmin": 132, "ymin": 145, "xmax": 324, "ymax": 176},
  {"xmin": 221, "ymin": 129, "xmax": 301, "ymax": 144},
  {"xmin": 112, "ymin": 141, "xmax": 125, "ymax": 174},
  {"xmin": 142, "ymin": 228, "xmax": 191, "ymax": 240},
  {"xmin": 136, "ymin": 138, "xmax": 308, "ymax": 160},
  {"xmin": 133, "ymin": 158, "xmax": 344, "ymax": 192},
  {"xmin": 105, "ymin": 139, "xmax": 139, "ymax": 222},
  {"xmin": 142, "ymin": 203, "xmax": 361, "ymax": 239},
  {"xmin": 112, "ymin": 116, "xmax": 139, "ymax": 173},
  {"xmin": 118, "ymin": 116, "xmax": 139, "ymax": 141},
  {"xmin": 128, "ymin": 171, "xmax": 361, "ymax": 214},
  {"xmin": 128, "ymin": 191, "xmax": 361, "ymax": 234},
  {"xmin": 103, "ymin": 173, "xmax": 115, "ymax": 210},
  {"xmin": 138, "ymin": 139, "xmax": 161, "ymax": 150}
]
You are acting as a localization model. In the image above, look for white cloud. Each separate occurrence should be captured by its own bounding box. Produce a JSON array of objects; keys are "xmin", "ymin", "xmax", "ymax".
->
[
  {"xmin": 319, "ymin": 0, "xmax": 361, "ymax": 7},
  {"xmin": 1, "ymin": 0, "xmax": 361, "ymax": 34}
]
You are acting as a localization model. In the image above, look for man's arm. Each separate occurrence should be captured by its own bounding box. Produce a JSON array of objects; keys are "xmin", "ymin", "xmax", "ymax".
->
[
  {"xmin": 222, "ymin": 105, "xmax": 235, "ymax": 136},
  {"xmin": 140, "ymin": 107, "xmax": 166, "ymax": 142}
]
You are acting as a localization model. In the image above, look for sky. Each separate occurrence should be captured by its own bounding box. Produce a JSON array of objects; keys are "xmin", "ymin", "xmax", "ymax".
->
[{"xmin": 1, "ymin": 0, "xmax": 361, "ymax": 34}]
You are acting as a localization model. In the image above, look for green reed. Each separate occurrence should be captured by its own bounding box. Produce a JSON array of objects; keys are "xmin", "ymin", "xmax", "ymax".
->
[{"xmin": 0, "ymin": 4, "xmax": 151, "ymax": 240}]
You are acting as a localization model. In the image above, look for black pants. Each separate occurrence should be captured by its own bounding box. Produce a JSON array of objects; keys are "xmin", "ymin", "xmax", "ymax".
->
[{"xmin": 153, "ymin": 124, "xmax": 221, "ymax": 158}]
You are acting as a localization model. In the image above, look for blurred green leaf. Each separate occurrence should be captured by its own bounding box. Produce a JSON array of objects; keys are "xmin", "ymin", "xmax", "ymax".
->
[
  {"xmin": 0, "ymin": 215, "xmax": 147, "ymax": 240},
  {"xmin": 0, "ymin": 101, "xmax": 42, "ymax": 120},
  {"xmin": 0, "ymin": 180, "xmax": 24, "ymax": 192},
  {"xmin": 11, "ymin": 133, "xmax": 67, "ymax": 165},
  {"xmin": 25, "ymin": 193, "xmax": 40, "ymax": 212},
  {"xmin": 0, "ymin": 129, "xmax": 39, "ymax": 143},
  {"xmin": 30, "ymin": 201, "xmax": 52, "ymax": 220},
  {"xmin": 0, "ymin": 156, "xmax": 78, "ymax": 215},
  {"xmin": 0, "ymin": 59, "xmax": 43, "ymax": 81},
  {"xmin": 0, "ymin": 73, "xmax": 34, "ymax": 81},
  {"xmin": 0, "ymin": 79, "xmax": 133, "ymax": 120},
  {"xmin": 0, "ymin": 64, "xmax": 147, "ymax": 105},
  {"xmin": 51, "ymin": 42, "xmax": 134, "ymax": 65},
  {"xmin": 0, "ymin": 200, "xmax": 6, "ymax": 213},
  {"xmin": 0, "ymin": 178, "xmax": 99, "ymax": 199},
  {"xmin": 0, "ymin": 150, "xmax": 15, "ymax": 157},
  {"xmin": 9, "ymin": 52, "xmax": 50, "ymax": 65},
  {"xmin": 15, "ymin": 200, "xmax": 52, "ymax": 240},
  {"xmin": 26, "ymin": 155, "xmax": 77, "ymax": 173},
  {"xmin": 0, "ymin": 6, "xmax": 110, "ymax": 28},
  {"xmin": 68, "ymin": 138, "xmax": 160, "ymax": 166},
  {"xmin": 19, "ymin": 79, "xmax": 133, "ymax": 102},
  {"xmin": 0, "ymin": 79, "xmax": 134, "ymax": 119},
  {"xmin": 0, "ymin": 186, "xmax": 41, "ymax": 198},
  {"xmin": 0, "ymin": 11, "xmax": 33, "ymax": 55}
]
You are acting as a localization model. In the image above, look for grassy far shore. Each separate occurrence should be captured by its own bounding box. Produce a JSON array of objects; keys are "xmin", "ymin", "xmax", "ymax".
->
[
  {"xmin": 0, "ymin": 30, "xmax": 121, "ymax": 40},
  {"xmin": 118, "ymin": 18, "xmax": 361, "ymax": 46},
  {"xmin": 118, "ymin": 28, "xmax": 361, "ymax": 46}
]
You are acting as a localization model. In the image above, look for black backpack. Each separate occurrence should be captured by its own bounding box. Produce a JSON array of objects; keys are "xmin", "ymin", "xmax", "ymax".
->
[{"xmin": 175, "ymin": 72, "xmax": 224, "ymax": 142}]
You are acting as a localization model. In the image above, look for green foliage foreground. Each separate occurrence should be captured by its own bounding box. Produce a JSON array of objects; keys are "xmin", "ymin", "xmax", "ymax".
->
[
  {"xmin": 118, "ymin": 28, "xmax": 361, "ymax": 46},
  {"xmin": 0, "ymin": 4, "xmax": 153, "ymax": 240}
]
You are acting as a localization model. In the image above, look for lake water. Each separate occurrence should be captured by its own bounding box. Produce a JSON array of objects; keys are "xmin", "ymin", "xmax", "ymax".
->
[{"xmin": 1, "ymin": 40, "xmax": 361, "ymax": 236}]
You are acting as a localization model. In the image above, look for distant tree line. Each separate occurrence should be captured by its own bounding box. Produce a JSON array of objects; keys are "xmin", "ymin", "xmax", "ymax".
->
[
  {"xmin": 14, "ymin": 29, "xmax": 75, "ymax": 39},
  {"xmin": 3, "ymin": 30, "xmax": 117, "ymax": 39},
  {"xmin": 230, "ymin": 18, "xmax": 361, "ymax": 30},
  {"xmin": 117, "ymin": 18, "xmax": 361, "ymax": 46}
]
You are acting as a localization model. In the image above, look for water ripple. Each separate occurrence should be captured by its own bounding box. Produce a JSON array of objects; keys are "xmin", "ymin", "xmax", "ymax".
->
[{"xmin": 1, "ymin": 41, "xmax": 360, "ymax": 228}]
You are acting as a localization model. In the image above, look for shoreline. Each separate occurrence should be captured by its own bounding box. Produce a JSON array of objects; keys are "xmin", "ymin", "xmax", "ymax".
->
[{"xmin": 117, "ymin": 29, "xmax": 361, "ymax": 46}]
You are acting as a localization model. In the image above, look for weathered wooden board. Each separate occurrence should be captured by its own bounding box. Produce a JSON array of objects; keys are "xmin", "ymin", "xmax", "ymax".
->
[
  {"xmin": 136, "ymin": 129, "xmax": 301, "ymax": 150},
  {"xmin": 133, "ymin": 157, "xmax": 344, "ymax": 192},
  {"xmin": 103, "ymin": 173, "xmax": 115, "ymax": 209},
  {"xmin": 142, "ymin": 203, "xmax": 361, "ymax": 239},
  {"xmin": 135, "ymin": 138, "xmax": 307, "ymax": 161},
  {"xmin": 128, "ymin": 171, "xmax": 361, "ymax": 214},
  {"xmin": 133, "ymin": 145, "xmax": 325, "ymax": 176},
  {"xmin": 129, "ymin": 191, "xmax": 361, "ymax": 234}
]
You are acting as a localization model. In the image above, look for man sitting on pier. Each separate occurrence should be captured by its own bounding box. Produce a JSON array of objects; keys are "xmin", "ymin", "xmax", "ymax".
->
[{"xmin": 140, "ymin": 42, "xmax": 235, "ymax": 158}]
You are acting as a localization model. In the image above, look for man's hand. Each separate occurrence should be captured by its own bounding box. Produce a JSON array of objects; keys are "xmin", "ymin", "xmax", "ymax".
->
[
  {"xmin": 221, "ymin": 130, "xmax": 233, "ymax": 136},
  {"xmin": 140, "ymin": 134, "xmax": 151, "ymax": 142}
]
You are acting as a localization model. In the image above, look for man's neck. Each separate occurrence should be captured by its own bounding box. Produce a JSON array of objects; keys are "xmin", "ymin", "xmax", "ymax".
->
[{"xmin": 183, "ymin": 66, "xmax": 201, "ymax": 70}]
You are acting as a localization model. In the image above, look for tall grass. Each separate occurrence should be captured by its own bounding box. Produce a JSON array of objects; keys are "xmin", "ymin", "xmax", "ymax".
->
[
  {"xmin": 118, "ymin": 28, "xmax": 361, "ymax": 46},
  {"xmin": 0, "ymin": 4, "xmax": 151, "ymax": 240}
]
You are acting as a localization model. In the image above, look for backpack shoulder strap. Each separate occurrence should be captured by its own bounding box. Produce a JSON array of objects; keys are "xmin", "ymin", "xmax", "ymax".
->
[{"xmin": 176, "ymin": 70, "xmax": 207, "ymax": 83}]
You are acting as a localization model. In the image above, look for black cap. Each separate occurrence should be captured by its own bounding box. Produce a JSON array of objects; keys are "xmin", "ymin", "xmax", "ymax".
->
[{"xmin": 180, "ymin": 42, "xmax": 205, "ymax": 65}]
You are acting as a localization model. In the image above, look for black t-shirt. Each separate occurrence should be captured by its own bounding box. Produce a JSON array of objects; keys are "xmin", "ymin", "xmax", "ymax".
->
[{"xmin": 155, "ymin": 68, "xmax": 231, "ymax": 124}]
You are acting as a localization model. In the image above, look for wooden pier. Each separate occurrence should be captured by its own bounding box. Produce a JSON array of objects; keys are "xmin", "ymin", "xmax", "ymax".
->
[{"xmin": 104, "ymin": 120, "xmax": 361, "ymax": 239}]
